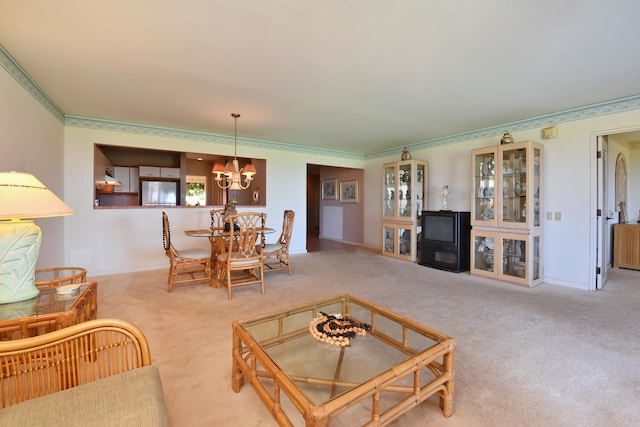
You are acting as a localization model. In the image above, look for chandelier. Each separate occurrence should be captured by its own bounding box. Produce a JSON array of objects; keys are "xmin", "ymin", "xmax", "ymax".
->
[{"xmin": 212, "ymin": 113, "xmax": 256, "ymax": 190}]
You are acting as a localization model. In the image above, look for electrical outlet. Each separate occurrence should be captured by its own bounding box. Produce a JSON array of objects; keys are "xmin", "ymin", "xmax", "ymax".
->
[
  {"xmin": 546, "ymin": 212, "xmax": 553, "ymax": 220},
  {"xmin": 555, "ymin": 211, "xmax": 562, "ymax": 221}
]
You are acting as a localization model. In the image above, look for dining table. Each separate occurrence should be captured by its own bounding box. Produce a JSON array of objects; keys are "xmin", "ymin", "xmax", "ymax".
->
[
  {"xmin": 184, "ymin": 227, "xmax": 276, "ymax": 238},
  {"xmin": 184, "ymin": 226, "xmax": 276, "ymax": 265}
]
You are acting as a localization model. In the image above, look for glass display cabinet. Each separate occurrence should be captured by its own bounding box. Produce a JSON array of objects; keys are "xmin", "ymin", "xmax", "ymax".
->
[
  {"xmin": 471, "ymin": 230, "xmax": 541, "ymax": 286},
  {"xmin": 470, "ymin": 141, "xmax": 543, "ymax": 286},
  {"xmin": 382, "ymin": 160, "xmax": 428, "ymax": 262}
]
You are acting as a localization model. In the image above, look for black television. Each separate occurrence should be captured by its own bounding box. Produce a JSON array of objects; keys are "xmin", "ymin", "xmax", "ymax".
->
[
  {"xmin": 420, "ymin": 211, "xmax": 471, "ymax": 272},
  {"xmin": 423, "ymin": 211, "xmax": 457, "ymax": 243}
]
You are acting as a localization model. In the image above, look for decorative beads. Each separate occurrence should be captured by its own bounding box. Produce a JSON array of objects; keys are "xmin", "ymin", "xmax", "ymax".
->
[{"xmin": 309, "ymin": 312, "xmax": 371, "ymax": 347}]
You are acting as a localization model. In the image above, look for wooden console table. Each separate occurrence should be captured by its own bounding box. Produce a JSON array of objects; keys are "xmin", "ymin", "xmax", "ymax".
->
[{"xmin": 613, "ymin": 224, "xmax": 640, "ymax": 270}]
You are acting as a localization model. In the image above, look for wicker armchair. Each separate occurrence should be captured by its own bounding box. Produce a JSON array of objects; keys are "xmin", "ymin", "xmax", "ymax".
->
[
  {"xmin": 163, "ymin": 211, "xmax": 212, "ymax": 292},
  {"xmin": 0, "ymin": 318, "xmax": 168, "ymax": 426},
  {"xmin": 1, "ymin": 318, "xmax": 151, "ymax": 407},
  {"xmin": 263, "ymin": 210, "xmax": 295, "ymax": 275},
  {"xmin": 215, "ymin": 212, "xmax": 266, "ymax": 299}
]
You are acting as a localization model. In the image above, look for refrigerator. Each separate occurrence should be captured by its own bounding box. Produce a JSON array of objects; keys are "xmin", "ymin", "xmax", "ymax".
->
[{"xmin": 141, "ymin": 181, "xmax": 178, "ymax": 206}]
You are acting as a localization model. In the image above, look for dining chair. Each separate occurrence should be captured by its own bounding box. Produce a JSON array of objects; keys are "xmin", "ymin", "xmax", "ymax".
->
[
  {"xmin": 209, "ymin": 208, "xmax": 226, "ymax": 264},
  {"xmin": 162, "ymin": 211, "xmax": 212, "ymax": 292},
  {"xmin": 262, "ymin": 210, "xmax": 295, "ymax": 275},
  {"xmin": 210, "ymin": 208, "xmax": 225, "ymax": 230},
  {"xmin": 215, "ymin": 212, "xmax": 266, "ymax": 299}
]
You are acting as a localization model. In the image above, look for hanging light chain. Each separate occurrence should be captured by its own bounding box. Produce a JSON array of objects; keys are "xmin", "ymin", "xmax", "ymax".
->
[{"xmin": 232, "ymin": 113, "xmax": 240, "ymax": 159}]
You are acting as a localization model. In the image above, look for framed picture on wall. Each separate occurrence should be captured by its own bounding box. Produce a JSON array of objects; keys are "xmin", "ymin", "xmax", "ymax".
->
[
  {"xmin": 322, "ymin": 178, "xmax": 337, "ymax": 200},
  {"xmin": 340, "ymin": 180, "xmax": 359, "ymax": 203}
]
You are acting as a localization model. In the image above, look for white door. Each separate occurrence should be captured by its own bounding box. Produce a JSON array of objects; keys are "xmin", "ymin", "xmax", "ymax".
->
[{"xmin": 596, "ymin": 135, "xmax": 608, "ymax": 289}]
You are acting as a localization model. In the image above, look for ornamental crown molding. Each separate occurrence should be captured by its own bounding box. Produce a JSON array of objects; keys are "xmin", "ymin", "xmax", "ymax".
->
[{"xmin": 2, "ymin": 43, "xmax": 640, "ymax": 159}]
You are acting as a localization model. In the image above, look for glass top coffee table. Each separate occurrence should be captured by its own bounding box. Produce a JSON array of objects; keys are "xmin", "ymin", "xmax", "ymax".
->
[
  {"xmin": 0, "ymin": 282, "xmax": 97, "ymax": 340},
  {"xmin": 232, "ymin": 294, "xmax": 455, "ymax": 426}
]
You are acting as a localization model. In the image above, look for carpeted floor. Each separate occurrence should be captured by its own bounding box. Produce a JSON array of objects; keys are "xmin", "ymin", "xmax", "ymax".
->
[{"xmin": 93, "ymin": 246, "xmax": 640, "ymax": 426}]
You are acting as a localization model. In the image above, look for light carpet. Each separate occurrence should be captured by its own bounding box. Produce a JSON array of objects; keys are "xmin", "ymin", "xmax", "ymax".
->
[{"xmin": 93, "ymin": 247, "xmax": 640, "ymax": 426}]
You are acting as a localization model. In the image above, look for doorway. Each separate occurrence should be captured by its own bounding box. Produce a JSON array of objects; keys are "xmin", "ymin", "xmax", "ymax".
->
[
  {"xmin": 306, "ymin": 163, "xmax": 365, "ymax": 252},
  {"xmin": 593, "ymin": 128, "xmax": 640, "ymax": 290}
]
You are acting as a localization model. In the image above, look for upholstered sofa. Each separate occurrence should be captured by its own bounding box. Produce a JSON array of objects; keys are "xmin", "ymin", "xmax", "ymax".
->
[{"xmin": 0, "ymin": 318, "xmax": 168, "ymax": 426}]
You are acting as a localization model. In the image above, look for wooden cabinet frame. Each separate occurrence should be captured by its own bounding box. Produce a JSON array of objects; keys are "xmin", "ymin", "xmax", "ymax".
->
[{"xmin": 470, "ymin": 141, "xmax": 543, "ymax": 286}]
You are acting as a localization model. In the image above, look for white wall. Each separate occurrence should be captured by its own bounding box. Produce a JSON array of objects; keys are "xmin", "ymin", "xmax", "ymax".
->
[
  {"xmin": 63, "ymin": 126, "xmax": 363, "ymax": 275},
  {"xmin": 3, "ymin": 62, "xmax": 640, "ymax": 287},
  {"xmin": 364, "ymin": 109, "xmax": 640, "ymax": 290},
  {"xmin": 0, "ymin": 67, "xmax": 67, "ymax": 269}
]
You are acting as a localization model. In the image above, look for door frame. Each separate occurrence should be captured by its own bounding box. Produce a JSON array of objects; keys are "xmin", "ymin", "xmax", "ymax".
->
[
  {"xmin": 590, "ymin": 125, "xmax": 640, "ymax": 290},
  {"xmin": 596, "ymin": 135, "xmax": 608, "ymax": 289}
]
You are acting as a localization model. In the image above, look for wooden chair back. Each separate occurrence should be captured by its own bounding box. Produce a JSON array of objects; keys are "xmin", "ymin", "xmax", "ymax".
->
[
  {"xmin": 162, "ymin": 211, "xmax": 212, "ymax": 292},
  {"xmin": 215, "ymin": 212, "xmax": 267, "ymax": 299},
  {"xmin": 227, "ymin": 212, "xmax": 266, "ymax": 261},
  {"xmin": 277, "ymin": 210, "xmax": 295, "ymax": 249},
  {"xmin": 210, "ymin": 208, "xmax": 225, "ymax": 230},
  {"xmin": 162, "ymin": 211, "xmax": 173, "ymax": 254},
  {"xmin": 263, "ymin": 210, "xmax": 295, "ymax": 275}
]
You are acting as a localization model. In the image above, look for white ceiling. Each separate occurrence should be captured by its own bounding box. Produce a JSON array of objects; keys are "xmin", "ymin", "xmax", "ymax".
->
[{"xmin": 1, "ymin": 1, "xmax": 640, "ymax": 155}]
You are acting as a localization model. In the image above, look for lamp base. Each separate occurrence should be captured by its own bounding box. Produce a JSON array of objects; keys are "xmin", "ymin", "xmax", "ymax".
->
[{"xmin": 0, "ymin": 220, "xmax": 41, "ymax": 304}]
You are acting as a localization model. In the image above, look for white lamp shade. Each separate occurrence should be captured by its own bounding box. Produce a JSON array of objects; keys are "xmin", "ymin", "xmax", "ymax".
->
[
  {"xmin": 0, "ymin": 171, "xmax": 75, "ymax": 304},
  {"xmin": 0, "ymin": 171, "xmax": 75, "ymax": 220}
]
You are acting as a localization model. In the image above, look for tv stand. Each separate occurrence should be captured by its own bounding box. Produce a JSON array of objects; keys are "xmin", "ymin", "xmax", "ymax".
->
[{"xmin": 420, "ymin": 211, "xmax": 471, "ymax": 273}]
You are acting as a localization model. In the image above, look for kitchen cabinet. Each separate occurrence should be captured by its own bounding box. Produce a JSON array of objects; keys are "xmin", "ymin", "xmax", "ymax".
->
[
  {"xmin": 470, "ymin": 140, "xmax": 543, "ymax": 286},
  {"xmin": 160, "ymin": 167, "xmax": 180, "ymax": 178},
  {"xmin": 614, "ymin": 224, "xmax": 640, "ymax": 270},
  {"xmin": 138, "ymin": 166, "xmax": 180, "ymax": 179},
  {"xmin": 114, "ymin": 167, "xmax": 139, "ymax": 193},
  {"xmin": 139, "ymin": 166, "xmax": 160, "ymax": 178},
  {"xmin": 382, "ymin": 159, "xmax": 428, "ymax": 262}
]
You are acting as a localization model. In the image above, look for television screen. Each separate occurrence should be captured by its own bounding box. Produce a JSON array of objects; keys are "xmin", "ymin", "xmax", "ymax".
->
[{"xmin": 424, "ymin": 215, "xmax": 455, "ymax": 243}]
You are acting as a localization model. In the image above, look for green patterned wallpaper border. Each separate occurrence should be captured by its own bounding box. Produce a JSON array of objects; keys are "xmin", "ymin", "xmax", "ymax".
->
[
  {"xmin": 368, "ymin": 94, "xmax": 640, "ymax": 160},
  {"xmin": 63, "ymin": 115, "xmax": 364, "ymax": 161},
  {"xmin": 0, "ymin": 44, "xmax": 65, "ymax": 122},
  {"xmin": 3, "ymin": 44, "xmax": 639, "ymax": 162}
]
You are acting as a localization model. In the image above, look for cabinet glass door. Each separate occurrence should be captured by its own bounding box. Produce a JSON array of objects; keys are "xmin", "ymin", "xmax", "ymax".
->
[
  {"xmin": 398, "ymin": 225, "xmax": 412, "ymax": 258},
  {"xmin": 398, "ymin": 163, "xmax": 411, "ymax": 219},
  {"xmin": 416, "ymin": 163, "xmax": 426, "ymax": 218},
  {"xmin": 500, "ymin": 146, "xmax": 527, "ymax": 225},
  {"xmin": 501, "ymin": 236, "xmax": 527, "ymax": 280},
  {"xmin": 532, "ymin": 148, "xmax": 541, "ymax": 227},
  {"xmin": 383, "ymin": 165, "xmax": 395, "ymax": 218},
  {"xmin": 532, "ymin": 235, "xmax": 540, "ymax": 280},
  {"xmin": 383, "ymin": 225, "xmax": 395, "ymax": 255},
  {"xmin": 472, "ymin": 149, "xmax": 496, "ymax": 224},
  {"xmin": 472, "ymin": 232, "xmax": 496, "ymax": 274}
]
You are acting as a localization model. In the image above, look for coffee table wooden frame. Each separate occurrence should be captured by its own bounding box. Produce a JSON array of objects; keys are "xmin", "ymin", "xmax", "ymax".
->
[{"xmin": 232, "ymin": 294, "xmax": 455, "ymax": 426}]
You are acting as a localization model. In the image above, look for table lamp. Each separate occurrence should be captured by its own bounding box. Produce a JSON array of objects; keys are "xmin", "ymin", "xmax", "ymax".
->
[{"xmin": 0, "ymin": 171, "xmax": 75, "ymax": 304}]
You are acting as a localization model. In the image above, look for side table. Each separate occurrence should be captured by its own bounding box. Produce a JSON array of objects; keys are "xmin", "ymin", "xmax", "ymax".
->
[
  {"xmin": 0, "ymin": 281, "xmax": 98, "ymax": 340},
  {"xmin": 35, "ymin": 267, "xmax": 87, "ymax": 287}
]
